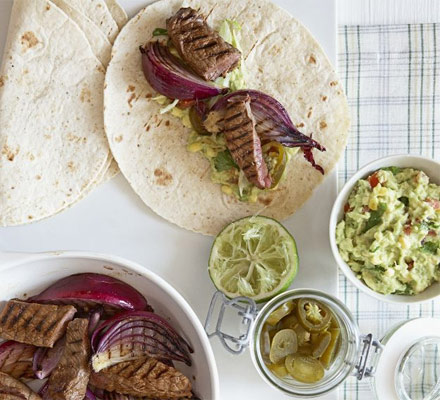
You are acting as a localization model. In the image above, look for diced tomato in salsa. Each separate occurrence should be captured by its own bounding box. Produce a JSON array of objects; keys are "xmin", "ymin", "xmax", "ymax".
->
[
  {"xmin": 404, "ymin": 225, "xmax": 412, "ymax": 235},
  {"xmin": 344, "ymin": 203, "xmax": 353, "ymax": 213},
  {"xmin": 368, "ymin": 172, "xmax": 380, "ymax": 188}
]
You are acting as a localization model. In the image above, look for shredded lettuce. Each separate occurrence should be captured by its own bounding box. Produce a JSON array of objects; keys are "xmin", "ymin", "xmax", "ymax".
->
[
  {"xmin": 159, "ymin": 98, "xmax": 179, "ymax": 114},
  {"xmin": 216, "ymin": 19, "xmax": 247, "ymax": 91}
]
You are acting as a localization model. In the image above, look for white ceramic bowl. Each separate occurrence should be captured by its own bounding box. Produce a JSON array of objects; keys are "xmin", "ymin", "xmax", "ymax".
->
[
  {"xmin": 329, "ymin": 155, "xmax": 440, "ymax": 304},
  {"xmin": 0, "ymin": 251, "xmax": 219, "ymax": 399}
]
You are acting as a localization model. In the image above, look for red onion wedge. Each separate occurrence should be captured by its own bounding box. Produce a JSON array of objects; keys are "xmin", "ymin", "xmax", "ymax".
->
[
  {"xmin": 210, "ymin": 90, "xmax": 326, "ymax": 174},
  {"xmin": 38, "ymin": 381, "xmax": 48, "ymax": 398},
  {"xmin": 88, "ymin": 307, "xmax": 104, "ymax": 336},
  {"xmin": 33, "ymin": 337, "xmax": 65, "ymax": 379},
  {"xmin": 140, "ymin": 41, "xmax": 228, "ymax": 100},
  {"xmin": 91, "ymin": 311, "xmax": 193, "ymax": 372},
  {"xmin": 0, "ymin": 341, "xmax": 35, "ymax": 379},
  {"xmin": 29, "ymin": 273, "xmax": 151, "ymax": 316},
  {"xmin": 84, "ymin": 388, "xmax": 97, "ymax": 400}
]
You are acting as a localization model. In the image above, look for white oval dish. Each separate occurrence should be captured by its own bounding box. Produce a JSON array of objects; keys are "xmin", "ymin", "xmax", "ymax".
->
[
  {"xmin": 329, "ymin": 154, "xmax": 440, "ymax": 304},
  {"xmin": 0, "ymin": 251, "xmax": 219, "ymax": 399}
]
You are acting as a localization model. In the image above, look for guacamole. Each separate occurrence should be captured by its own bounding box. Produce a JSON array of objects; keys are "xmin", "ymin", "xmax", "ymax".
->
[{"xmin": 336, "ymin": 167, "xmax": 440, "ymax": 295}]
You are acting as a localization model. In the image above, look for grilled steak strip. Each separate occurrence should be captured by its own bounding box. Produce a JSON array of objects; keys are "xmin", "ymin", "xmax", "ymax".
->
[
  {"xmin": 90, "ymin": 357, "xmax": 192, "ymax": 399},
  {"xmin": 48, "ymin": 319, "xmax": 91, "ymax": 400},
  {"xmin": 0, "ymin": 342, "xmax": 35, "ymax": 380},
  {"xmin": 166, "ymin": 7, "xmax": 241, "ymax": 81},
  {"xmin": 0, "ymin": 371, "xmax": 41, "ymax": 400},
  {"xmin": 0, "ymin": 300, "xmax": 76, "ymax": 348},
  {"xmin": 224, "ymin": 97, "xmax": 271, "ymax": 189}
]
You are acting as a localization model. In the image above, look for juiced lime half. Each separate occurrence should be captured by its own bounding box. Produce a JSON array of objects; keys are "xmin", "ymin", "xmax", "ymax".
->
[{"xmin": 209, "ymin": 216, "xmax": 298, "ymax": 303}]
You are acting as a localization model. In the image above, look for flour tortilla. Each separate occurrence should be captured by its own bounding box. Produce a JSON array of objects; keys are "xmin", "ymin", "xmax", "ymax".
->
[
  {"xmin": 48, "ymin": 0, "xmax": 120, "ymax": 183},
  {"xmin": 0, "ymin": 0, "xmax": 110, "ymax": 226},
  {"xmin": 50, "ymin": 0, "xmax": 112, "ymax": 66},
  {"xmin": 104, "ymin": 0, "xmax": 350, "ymax": 235},
  {"xmin": 72, "ymin": 0, "xmax": 121, "ymax": 181},
  {"xmin": 104, "ymin": 0, "xmax": 128, "ymax": 29},
  {"xmin": 67, "ymin": 0, "xmax": 119, "ymax": 43}
]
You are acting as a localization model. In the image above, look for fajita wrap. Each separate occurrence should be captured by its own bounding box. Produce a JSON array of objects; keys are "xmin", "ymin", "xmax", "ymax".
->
[{"xmin": 104, "ymin": 0, "xmax": 350, "ymax": 235}]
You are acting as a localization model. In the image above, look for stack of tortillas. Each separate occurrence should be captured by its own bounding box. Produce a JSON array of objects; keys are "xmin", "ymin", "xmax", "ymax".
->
[{"xmin": 0, "ymin": 0, "xmax": 127, "ymax": 226}]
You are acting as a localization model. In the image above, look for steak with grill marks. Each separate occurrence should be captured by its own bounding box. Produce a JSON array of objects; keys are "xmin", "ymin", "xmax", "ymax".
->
[
  {"xmin": 89, "ymin": 357, "xmax": 192, "ymax": 399},
  {"xmin": 0, "ymin": 300, "xmax": 76, "ymax": 348},
  {"xmin": 166, "ymin": 7, "xmax": 241, "ymax": 81},
  {"xmin": 0, "ymin": 341, "xmax": 35, "ymax": 380},
  {"xmin": 0, "ymin": 371, "xmax": 41, "ymax": 400},
  {"xmin": 47, "ymin": 318, "xmax": 91, "ymax": 400},
  {"xmin": 223, "ymin": 97, "xmax": 271, "ymax": 189}
]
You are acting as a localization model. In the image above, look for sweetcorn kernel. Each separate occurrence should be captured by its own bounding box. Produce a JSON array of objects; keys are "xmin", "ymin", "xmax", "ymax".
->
[
  {"xmin": 206, "ymin": 147, "xmax": 216, "ymax": 158},
  {"xmin": 398, "ymin": 236, "xmax": 407, "ymax": 249},
  {"xmin": 221, "ymin": 185, "xmax": 233, "ymax": 195},
  {"xmin": 369, "ymin": 197, "xmax": 378, "ymax": 210},
  {"xmin": 188, "ymin": 142, "xmax": 203, "ymax": 152},
  {"xmin": 377, "ymin": 187, "xmax": 387, "ymax": 196}
]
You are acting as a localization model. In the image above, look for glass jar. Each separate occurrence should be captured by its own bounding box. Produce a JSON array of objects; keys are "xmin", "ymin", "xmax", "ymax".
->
[
  {"xmin": 205, "ymin": 289, "xmax": 440, "ymax": 399},
  {"xmin": 251, "ymin": 289, "xmax": 366, "ymax": 397}
]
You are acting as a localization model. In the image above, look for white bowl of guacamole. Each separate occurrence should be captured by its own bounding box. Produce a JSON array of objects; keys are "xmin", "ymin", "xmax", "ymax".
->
[{"xmin": 330, "ymin": 155, "xmax": 440, "ymax": 304}]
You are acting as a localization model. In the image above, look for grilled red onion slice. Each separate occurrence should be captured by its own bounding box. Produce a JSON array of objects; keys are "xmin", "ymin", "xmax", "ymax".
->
[
  {"xmin": 33, "ymin": 337, "xmax": 65, "ymax": 379},
  {"xmin": 210, "ymin": 90, "xmax": 326, "ymax": 173},
  {"xmin": 38, "ymin": 381, "xmax": 49, "ymax": 398},
  {"xmin": 0, "ymin": 341, "xmax": 35, "ymax": 379},
  {"xmin": 140, "ymin": 41, "xmax": 227, "ymax": 100},
  {"xmin": 29, "ymin": 273, "xmax": 151, "ymax": 316},
  {"xmin": 91, "ymin": 311, "xmax": 193, "ymax": 372},
  {"xmin": 88, "ymin": 307, "xmax": 104, "ymax": 336}
]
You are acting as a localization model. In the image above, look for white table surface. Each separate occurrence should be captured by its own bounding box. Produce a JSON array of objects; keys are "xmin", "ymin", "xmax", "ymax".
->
[
  {"xmin": 2, "ymin": 0, "xmax": 436, "ymax": 399},
  {"xmin": 0, "ymin": 0, "xmax": 339, "ymax": 399}
]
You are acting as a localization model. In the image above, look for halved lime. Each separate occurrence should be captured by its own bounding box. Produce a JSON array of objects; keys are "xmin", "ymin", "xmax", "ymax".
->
[{"xmin": 208, "ymin": 216, "xmax": 298, "ymax": 303}]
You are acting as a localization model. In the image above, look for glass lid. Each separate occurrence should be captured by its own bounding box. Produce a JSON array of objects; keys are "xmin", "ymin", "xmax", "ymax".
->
[
  {"xmin": 373, "ymin": 318, "xmax": 440, "ymax": 400},
  {"xmin": 396, "ymin": 337, "xmax": 440, "ymax": 400}
]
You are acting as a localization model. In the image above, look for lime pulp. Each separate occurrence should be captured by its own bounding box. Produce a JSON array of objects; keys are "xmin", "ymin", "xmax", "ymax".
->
[{"xmin": 208, "ymin": 216, "xmax": 299, "ymax": 302}]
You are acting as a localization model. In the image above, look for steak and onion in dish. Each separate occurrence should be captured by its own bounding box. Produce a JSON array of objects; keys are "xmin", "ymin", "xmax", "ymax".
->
[{"xmin": 0, "ymin": 273, "xmax": 197, "ymax": 399}]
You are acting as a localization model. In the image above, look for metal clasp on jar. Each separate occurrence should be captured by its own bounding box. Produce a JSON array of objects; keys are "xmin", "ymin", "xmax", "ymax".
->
[
  {"xmin": 355, "ymin": 334, "xmax": 384, "ymax": 380},
  {"xmin": 204, "ymin": 291, "xmax": 258, "ymax": 354}
]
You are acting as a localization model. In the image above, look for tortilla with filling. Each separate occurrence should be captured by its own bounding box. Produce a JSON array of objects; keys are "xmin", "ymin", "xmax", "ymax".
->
[
  {"xmin": 104, "ymin": 0, "xmax": 350, "ymax": 235},
  {"xmin": 0, "ymin": 0, "xmax": 110, "ymax": 226}
]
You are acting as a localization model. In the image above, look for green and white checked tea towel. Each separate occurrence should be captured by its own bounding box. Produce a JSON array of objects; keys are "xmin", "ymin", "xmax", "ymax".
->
[{"xmin": 337, "ymin": 24, "xmax": 439, "ymax": 399}]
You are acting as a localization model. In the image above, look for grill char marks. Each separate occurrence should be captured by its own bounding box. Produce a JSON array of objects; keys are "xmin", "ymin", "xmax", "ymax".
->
[
  {"xmin": 48, "ymin": 318, "xmax": 91, "ymax": 400},
  {"xmin": 166, "ymin": 7, "xmax": 241, "ymax": 81},
  {"xmin": 0, "ymin": 371, "xmax": 41, "ymax": 400},
  {"xmin": 224, "ymin": 97, "xmax": 271, "ymax": 189},
  {"xmin": 0, "ymin": 300, "xmax": 76, "ymax": 348},
  {"xmin": 90, "ymin": 357, "xmax": 192, "ymax": 399}
]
